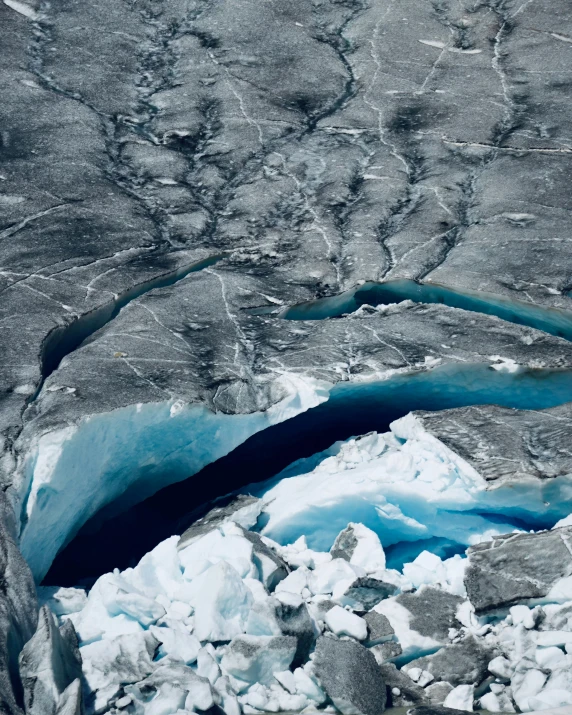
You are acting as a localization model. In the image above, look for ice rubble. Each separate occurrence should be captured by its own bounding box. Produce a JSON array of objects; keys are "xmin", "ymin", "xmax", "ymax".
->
[
  {"xmin": 39, "ymin": 414, "xmax": 572, "ymax": 715},
  {"xmin": 41, "ymin": 515, "xmax": 572, "ymax": 713},
  {"xmin": 255, "ymin": 413, "xmax": 572, "ymax": 556}
]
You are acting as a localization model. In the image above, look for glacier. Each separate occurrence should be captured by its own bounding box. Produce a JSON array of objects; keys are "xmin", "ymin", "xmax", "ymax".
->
[
  {"xmin": 43, "ymin": 361, "xmax": 572, "ymax": 586},
  {"xmin": 255, "ymin": 413, "xmax": 572, "ymax": 556},
  {"xmin": 17, "ymin": 374, "xmax": 330, "ymax": 581}
]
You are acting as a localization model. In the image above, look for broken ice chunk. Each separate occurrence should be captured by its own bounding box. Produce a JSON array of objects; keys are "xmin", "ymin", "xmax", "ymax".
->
[
  {"xmin": 325, "ymin": 606, "xmax": 368, "ymax": 641},
  {"xmin": 187, "ymin": 561, "xmax": 253, "ymax": 642},
  {"xmin": 330, "ymin": 523, "xmax": 386, "ymax": 573},
  {"xmin": 220, "ymin": 634, "xmax": 297, "ymax": 685}
]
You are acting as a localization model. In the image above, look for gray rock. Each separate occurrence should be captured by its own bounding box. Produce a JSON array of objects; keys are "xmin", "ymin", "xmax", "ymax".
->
[
  {"xmin": 404, "ymin": 635, "xmax": 496, "ymax": 688},
  {"xmin": 18, "ymin": 606, "xmax": 82, "ymax": 715},
  {"xmin": 378, "ymin": 663, "xmax": 426, "ymax": 708},
  {"xmin": 341, "ymin": 578, "xmax": 398, "ymax": 611},
  {"xmin": 370, "ymin": 641, "xmax": 402, "ymax": 664},
  {"xmin": 465, "ymin": 527, "xmax": 572, "ymax": 614},
  {"xmin": 177, "ymin": 495, "xmax": 262, "ymax": 550},
  {"xmin": 424, "ymin": 682, "xmax": 454, "ymax": 706},
  {"xmin": 313, "ymin": 635, "xmax": 387, "ymax": 715},
  {"xmin": 275, "ymin": 601, "xmax": 316, "ymax": 669},
  {"xmin": 364, "ymin": 611, "xmax": 394, "ymax": 647},
  {"xmin": 396, "ymin": 587, "xmax": 464, "ymax": 643},
  {"xmin": 412, "ymin": 403, "xmax": 572, "ymax": 486},
  {"xmin": 0, "ymin": 492, "xmax": 38, "ymax": 715},
  {"xmin": 330, "ymin": 525, "xmax": 360, "ymax": 562}
]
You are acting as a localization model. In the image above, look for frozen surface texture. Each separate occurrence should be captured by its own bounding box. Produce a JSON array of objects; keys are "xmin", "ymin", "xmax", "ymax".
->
[{"xmin": 2, "ymin": 0, "xmax": 572, "ymax": 712}]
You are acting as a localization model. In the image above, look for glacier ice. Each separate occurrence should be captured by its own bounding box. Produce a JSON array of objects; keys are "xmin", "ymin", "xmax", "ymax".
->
[
  {"xmin": 17, "ymin": 373, "xmax": 330, "ymax": 581},
  {"xmin": 255, "ymin": 412, "xmax": 572, "ymax": 558},
  {"xmin": 36, "ymin": 409, "xmax": 572, "ymax": 715}
]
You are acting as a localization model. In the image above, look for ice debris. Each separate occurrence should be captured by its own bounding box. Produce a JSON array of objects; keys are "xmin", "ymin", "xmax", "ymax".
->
[{"xmin": 42, "ymin": 424, "xmax": 572, "ymax": 715}]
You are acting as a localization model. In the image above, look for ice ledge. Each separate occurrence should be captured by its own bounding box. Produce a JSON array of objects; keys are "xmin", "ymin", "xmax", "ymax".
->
[{"xmin": 16, "ymin": 374, "xmax": 331, "ymax": 581}]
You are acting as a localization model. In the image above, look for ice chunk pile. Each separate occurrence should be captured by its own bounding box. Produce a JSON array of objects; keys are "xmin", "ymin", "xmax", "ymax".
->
[
  {"xmin": 42, "ymin": 499, "xmax": 572, "ymax": 715},
  {"xmin": 40, "ymin": 413, "xmax": 572, "ymax": 715},
  {"xmin": 255, "ymin": 415, "xmax": 572, "ymax": 553}
]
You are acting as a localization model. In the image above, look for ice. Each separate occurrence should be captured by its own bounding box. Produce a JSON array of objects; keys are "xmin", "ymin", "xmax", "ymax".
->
[
  {"xmin": 256, "ymin": 414, "xmax": 550, "ymax": 558},
  {"xmin": 220, "ymin": 635, "xmax": 297, "ymax": 685},
  {"xmin": 443, "ymin": 683, "xmax": 474, "ymax": 711},
  {"xmin": 179, "ymin": 526, "xmax": 256, "ymax": 580},
  {"xmin": 186, "ymin": 561, "xmax": 253, "ymax": 642},
  {"xmin": 332, "ymin": 523, "xmax": 386, "ymax": 574},
  {"xmin": 293, "ymin": 666, "xmax": 327, "ymax": 704},
  {"xmin": 308, "ymin": 559, "xmax": 363, "ymax": 596},
  {"xmin": 81, "ymin": 631, "xmax": 158, "ymax": 712},
  {"xmin": 488, "ymin": 656, "xmax": 514, "ymax": 681},
  {"xmin": 150, "ymin": 622, "xmax": 201, "ymax": 664},
  {"xmin": 325, "ymin": 606, "xmax": 368, "ymax": 640},
  {"xmin": 18, "ymin": 374, "xmax": 330, "ymax": 581},
  {"xmin": 513, "ymin": 669, "xmax": 548, "ymax": 711},
  {"xmin": 38, "ymin": 585, "xmax": 87, "ymax": 616},
  {"xmin": 196, "ymin": 646, "xmax": 221, "ymax": 684}
]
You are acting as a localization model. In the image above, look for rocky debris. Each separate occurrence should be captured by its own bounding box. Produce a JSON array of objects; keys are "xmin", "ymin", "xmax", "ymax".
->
[
  {"xmin": 220, "ymin": 635, "xmax": 297, "ymax": 685},
  {"xmin": 376, "ymin": 586, "xmax": 465, "ymax": 660},
  {"xmin": 364, "ymin": 611, "xmax": 395, "ymax": 646},
  {"xmin": 408, "ymin": 706, "xmax": 470, "ymax": 715},
  {"xmin": 178, "ymin": 496, "xmax": 262, "ymax": 550},
  {"xmin": 413, "ymin": 403, "xmax": 572, "ymax": 485},
  {"xmin": 378, "ymin": 662, "xmax": 426, "ymax": 708},
  {"xmin": 371, "ymin": 641, "xmax": 403, "ymax": 663},
  {"xmin": 339, "ymin": 577, "xmax": 398, "ymax": 611},
  {"xmin": 313, "ymin": 635, "xmax": 387, "ymax": 715},
  {"xmin": 274, "ymin": 600, "xmax": 316, "ymax": 668},
  {"xmin": 404, "ymin": 635, "xmax": 495, "ymax": 688},
  {"xmin": 18, "ymin": 606, "xmax": 82, "ymax": 715},
  {"xmin": 464, "ymin": 527, "xmax": 572, "ymax": 613},
  {"xmin": 396, "ymin": 587, "xmax": 464, "ymax": 643},
  {"xmin": 0, "ymin": 492, "xmax": 38, "ymax": 715}
]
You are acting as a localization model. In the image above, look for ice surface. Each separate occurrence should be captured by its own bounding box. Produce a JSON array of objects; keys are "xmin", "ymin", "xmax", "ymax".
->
[
  {"xmin": 19, "ymin": 373, "xmax": 330, "ymax": 581},
  {"xmin": 257, "ymin": 413, "xmax": 572, "ymax": 557}
]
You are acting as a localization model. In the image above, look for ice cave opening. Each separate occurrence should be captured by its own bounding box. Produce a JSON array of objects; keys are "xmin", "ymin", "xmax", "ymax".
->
[{"xmin": 44, "ymin": 361, "xmax": 572, "ymax": 587}]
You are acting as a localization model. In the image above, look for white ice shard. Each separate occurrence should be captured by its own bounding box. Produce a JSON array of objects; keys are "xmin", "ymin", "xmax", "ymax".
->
[{"xmin": 187, "ymin": 561, "xmax": 253, "ymax": 642}]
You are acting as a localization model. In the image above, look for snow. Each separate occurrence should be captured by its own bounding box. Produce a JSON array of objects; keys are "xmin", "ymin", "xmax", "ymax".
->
[{"xmin": 324, "ymin": 606, "xmax": 368, "ymax": 640}]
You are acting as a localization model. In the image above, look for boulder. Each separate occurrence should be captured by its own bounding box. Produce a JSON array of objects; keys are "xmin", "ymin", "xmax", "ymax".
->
[
  {"xmin": 404, "ymin": 635, "xmax": 495, "ymax": 688},
  {"xmin": 465, "ymin": 527, "xmax": 572, "ymax": 613},
  {"xmin": 313, "ymin": 635, "xmax": 387, "ymax": 715},
  {"xmin": 340, "ymin": 577, "xmax": 398, "ymax": 611}
]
